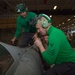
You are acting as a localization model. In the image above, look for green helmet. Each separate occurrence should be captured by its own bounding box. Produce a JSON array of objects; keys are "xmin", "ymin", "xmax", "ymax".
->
[
  {"xmin": 37, "ymin": 14, "xmax": 52, "ymax": 28},
  {"xmin": 38, "ymin": 14, "xmax": 52, "ymax": 23},
  {"xmin": 16, "ymin": 4, "xmax": 28, "ymax": 13}
]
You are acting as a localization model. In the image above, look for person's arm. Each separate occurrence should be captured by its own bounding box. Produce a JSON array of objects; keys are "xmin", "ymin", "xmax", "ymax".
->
[
  {"xmin": 34, "ymin": 38, "xmax": 45, "ymax": 52},
  {"xmin": 14, "ymin": 17, "xmax": 22, "ymax": 38},
  {"xmin": 11, "ymin": 37, "xmax": 16, "ymax": 44},
  {"xmin": 11, "ymin": 17, "xmax": 22, "ymax": 43},
  {"xmin": 34, "ymin": 35, "xmax": 61, "ymax": 65},
  {"xmin": 41, "ymin": 35, "xmax": 61, "ymax": 65}
]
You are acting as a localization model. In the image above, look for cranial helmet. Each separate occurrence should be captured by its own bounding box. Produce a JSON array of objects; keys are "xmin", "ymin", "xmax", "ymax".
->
[
  {"xmin": 37, "ymin": 14, "xmax": 52, "ymax": 28},
  {"xmin": 16, "ymin": 3, "xmax": 28, "ymax": 13}
]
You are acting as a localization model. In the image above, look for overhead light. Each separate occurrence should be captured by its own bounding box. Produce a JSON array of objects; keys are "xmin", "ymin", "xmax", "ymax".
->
[
  {"xmin": 50, "ymin": 15, "xmax": 52, "ymax": 18},
  {"xmin": 53, "ymin": 6, "xmax": 57, "ymax": 10},
  {"xmin": 68, "ymin": 19, "xmax": 70, "ymax": 21},
  {"xmin": 59, "ymin": 24, "xmax": 61, "ymax": 26},
  {"xmin": 74, "ymin": 15, "xmax": 75, "ymax": 17},
  {"xmin": 62, "ymin": 22, "xmax": 65, "ymax": 24},
  {"xmin": 72, "ymin": 24, "xmax": 74, "ymax": 26}
]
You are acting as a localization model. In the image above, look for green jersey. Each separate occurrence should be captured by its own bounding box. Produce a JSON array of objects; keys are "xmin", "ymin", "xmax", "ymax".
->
[
  {"xmin": 14, "ymin": 12, "xmax": 37, "ymax": 38},
  {"xmin": 42, "ymin": 25, "xmax": 75, "ymax": 65}
]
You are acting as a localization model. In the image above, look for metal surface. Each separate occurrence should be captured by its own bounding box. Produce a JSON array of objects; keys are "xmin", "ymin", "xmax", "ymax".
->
[{"xmin": 0, "ymin": 42, "xmax": 43, "ymax": 75}]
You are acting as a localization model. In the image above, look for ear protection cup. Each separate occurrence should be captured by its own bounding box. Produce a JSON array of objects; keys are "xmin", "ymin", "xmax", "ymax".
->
[
  {"xmin": 41, "ymin": 19, "xmax": 49, "ymax": 28},
  {"xmin": 38, "ymin": 14, "xmax": 52, "ymax": 28}
]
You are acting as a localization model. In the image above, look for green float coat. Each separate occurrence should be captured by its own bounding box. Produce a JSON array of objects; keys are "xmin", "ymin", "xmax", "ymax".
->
[
  {"xmin": 14, "ymin": 12, "xmax": 37, "ymax": 38},
  {"xmin": 42, "ymin": 25, "xmax": 75, "ymax": 65}
]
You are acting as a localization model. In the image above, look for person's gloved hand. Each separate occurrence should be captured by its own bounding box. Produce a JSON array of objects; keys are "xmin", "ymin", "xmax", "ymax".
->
[
  {"xmin": 34, "ymin": 38, "xmax": 43, "ymax": 48},
  {"xmin": 34, "ymin": 37, "xmax": 45, "ymax": 53},
  {"xmin": 33, "ymin": 33, "xmax": 38, "ymax": 41},
  {"xmin": 11, "ymin": 37, "xmax": 16, "ymax": 45},
  {"xmin": 43, "ymin": 35, "xmax": 48, "ymax": 44}
]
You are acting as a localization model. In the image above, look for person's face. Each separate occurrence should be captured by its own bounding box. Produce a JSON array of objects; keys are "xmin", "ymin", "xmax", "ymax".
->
[
  {"xmin": 36, "ymin": 25, "xmax": 46, "ymax": 36},
  {"xmin": 20, "ymin": 11, "xmax": 27, "ymax": 17}
]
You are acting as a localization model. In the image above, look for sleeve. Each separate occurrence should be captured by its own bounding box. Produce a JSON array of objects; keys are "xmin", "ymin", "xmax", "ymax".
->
[
  {"xmin": 14, "ymin": 18, "xmax": 22, "ymax": 38},
  {"xmin": 42, "ymin": 35, "xmax": 61, "ymax": 65}
]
